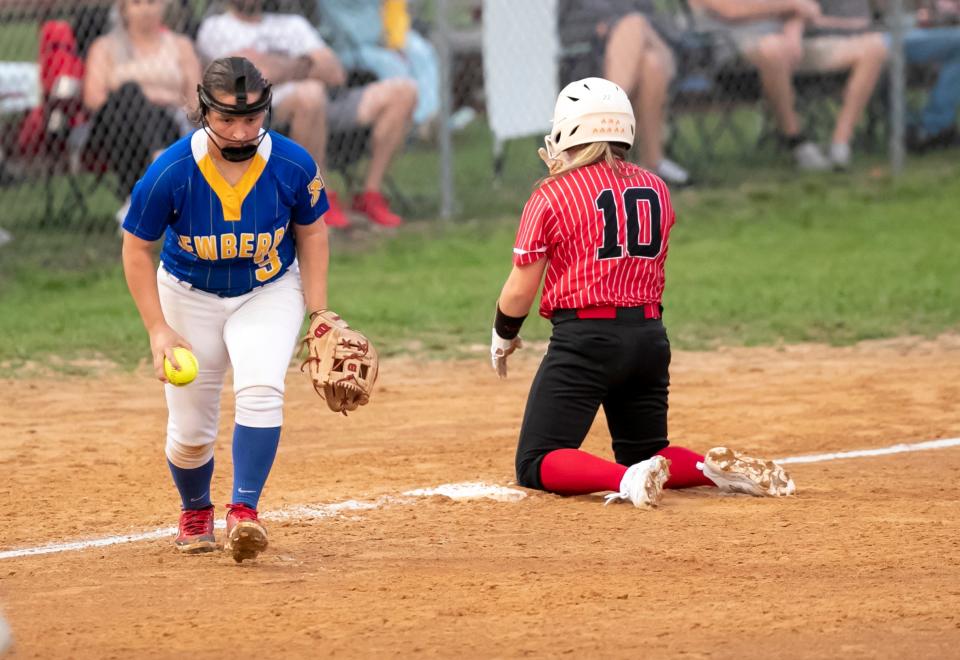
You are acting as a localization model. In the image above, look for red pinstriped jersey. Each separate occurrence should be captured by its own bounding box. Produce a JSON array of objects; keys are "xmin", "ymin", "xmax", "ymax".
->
[{"xmin": 513, "ymin": 160, "xmax": 676, "ymax": 318}]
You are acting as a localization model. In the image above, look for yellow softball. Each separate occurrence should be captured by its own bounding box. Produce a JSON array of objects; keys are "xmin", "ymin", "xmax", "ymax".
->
[{"xmin": 163, "ymin": 347, "xmax": 198, "ymax": 386}]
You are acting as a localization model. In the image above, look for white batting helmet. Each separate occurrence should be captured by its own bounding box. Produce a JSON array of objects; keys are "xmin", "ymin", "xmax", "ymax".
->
[{"xmin": 543, "ymin": 77, "xmax": 635, "ymax": 160}]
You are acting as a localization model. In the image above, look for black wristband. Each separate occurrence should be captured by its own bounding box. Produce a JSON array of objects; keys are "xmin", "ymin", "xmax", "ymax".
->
[{"xmin": 494, "ymin": 304, "xmax": 527, "ymax": 340}]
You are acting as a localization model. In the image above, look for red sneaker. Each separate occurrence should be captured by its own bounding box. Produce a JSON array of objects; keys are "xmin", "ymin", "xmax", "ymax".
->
[
  {"xmin": 174, "ymin": 505, "xmax": 216, "ymax": 554},
  {"xmin": 352, "ymin": 191, "xmax": 403, "ymax": 227},
  {"xmin": 224, "ymin": 503, "xmax": 268, "ymax": 563},
  {"xmin": 324, "ymin": 191, "xmax": 351, "ymax": 228}
]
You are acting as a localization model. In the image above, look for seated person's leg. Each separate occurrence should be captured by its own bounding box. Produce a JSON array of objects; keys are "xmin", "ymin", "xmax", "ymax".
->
[
  {"xmin": 345, "ymin": 78, "xmax": 417, "ymax": 226},
  {"xmin": 744, "ymin": 32, "xmax": 830, "ymax": 170},
  {"xmin": 271, "ymin": 80, "xmax": 350, "ymax": 228},
  {"xmin": 638, "ymin": 29, "xmax": 690, "ymax": 184},
  {"xmin": 602, "ymin": 13, "xmax": 649, "ymax": 98},
  {"xmin": 350, "ymin": 43, "xmax": 411, "ymax": 81},
  {"xmin": 402, "ymin": 31, "xmax": 441, "ymax": 127},
  {"xmin": 743, "ymin": 33, "xmax": 803, "ymax": 137},
  {"xmin": 348, "ymin": 39, "xmax": 436, "ymax": 128},
  {"xmin": 903, "ymin": 27, "xmax": 960, "ymax": 147},
  {"xmin": 800, "ymin": 34, "xmax": 888, "ymax": 168},
  {"xmin": 600, "ymin": 13, "xmax": 688, "ymax": 183},
  {"xmin": 271, "ymin": 80, "xmax": 328, "ymax": 171}
]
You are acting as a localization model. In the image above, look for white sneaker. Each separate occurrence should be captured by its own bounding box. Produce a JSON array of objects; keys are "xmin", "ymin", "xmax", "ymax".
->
[
  {"xmin": 604, "ymin": 456, "xmax": 670, "ymax": 508},
  {"xmin": 829, "ymin": 142, "xmax": 851, "ymax": 170},
  {"xmin": 700, "ymin": 447, "xmax": 796, "ymax": 497},
  {"xmin": 654, "ymin": 158, "xmax": 691, "ymax": 186},
  {"xmin": 793, "ymin": 141, "xmax": 831, "ymax": 171}
]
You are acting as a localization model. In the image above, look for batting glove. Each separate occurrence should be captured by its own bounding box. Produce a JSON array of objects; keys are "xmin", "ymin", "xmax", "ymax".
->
[{"xmin": 491, "ymin": 329, "xmax": 523, "ymax": 379}]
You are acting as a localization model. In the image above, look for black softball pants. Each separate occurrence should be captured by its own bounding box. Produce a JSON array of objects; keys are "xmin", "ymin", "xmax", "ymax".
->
[{"xmin": 515, "ymin": 314, "xmax": 671, "ymax": 490}]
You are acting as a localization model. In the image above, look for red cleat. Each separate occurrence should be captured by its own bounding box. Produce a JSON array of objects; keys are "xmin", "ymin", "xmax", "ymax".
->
[
  {"xmin": 174, "ymin": 505, "xmax": 216, "ymax": 554},
  {"xmin": 352, "ymin": 191, "xmax": 403, "ymax": 227},
  {"xmin": 324, "ymin": 191, "xmax": 351, "ymax": 228},
  {"xmin": 224, "ymin": 503, "xmax": 268, "ymax": 563}
]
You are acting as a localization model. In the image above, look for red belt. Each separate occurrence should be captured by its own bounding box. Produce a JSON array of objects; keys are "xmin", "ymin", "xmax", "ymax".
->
[{"xmin": 552, "ymin": 304, "xmax": 662, "ymax": 321}]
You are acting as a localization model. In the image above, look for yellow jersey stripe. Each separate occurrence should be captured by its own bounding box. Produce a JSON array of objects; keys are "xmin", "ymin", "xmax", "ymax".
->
[{"xmin": 196, "ymin": 153, "xmax": 268, "ymax": 222}]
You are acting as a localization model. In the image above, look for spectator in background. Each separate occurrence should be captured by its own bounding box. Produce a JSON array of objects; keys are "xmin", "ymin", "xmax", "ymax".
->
[
  {"xmin": 558, "ymin": 0, "xmax": 691, "ymax": 186},
  {"xmin": 196, "ymin": 0, "xmax": 417, "ymax": 228},
  {"xmin": 317, "ymin": 0, "xmax": 440, "ymax": 136},
  {"xmin": 877, "ymin": 0, "xmax": 960, "ymax": 151},
  {"xmin": 691, "ymin": 0, "xmax": 888, "ymax": 170},
  {"xmin": 83, "ymin": 0, "xmax": 201, "ymax": 209}
]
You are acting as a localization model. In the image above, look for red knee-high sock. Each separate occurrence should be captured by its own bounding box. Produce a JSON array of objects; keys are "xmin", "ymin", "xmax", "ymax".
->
[
  {"xmin": 656, "ymin": 446, "xmax": 715, "ymax": 489},
  {"xmin": 539, "ymin": 449, "xmax": 627, "ymax": 495}
]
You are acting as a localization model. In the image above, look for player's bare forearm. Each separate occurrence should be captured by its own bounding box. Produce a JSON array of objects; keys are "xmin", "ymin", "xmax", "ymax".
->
[
  {"xmin": 121, "ymin": 233, "xmax": 168, "ymax": 334},
  {"xmin": 498, "ymin": 261, "xmax": 547, "ymax": 317},
  {"xmin": 294, "ymin": 220, "xmax": 330, "ymax": 314}
]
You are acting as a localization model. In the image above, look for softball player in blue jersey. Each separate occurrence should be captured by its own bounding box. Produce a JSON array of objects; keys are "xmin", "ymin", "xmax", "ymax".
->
[{"xmin": 121, "ymin": 57, "xmax": 330, "ymax": 562}]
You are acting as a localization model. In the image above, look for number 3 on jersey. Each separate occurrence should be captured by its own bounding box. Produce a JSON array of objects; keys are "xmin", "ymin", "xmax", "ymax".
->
[
  {"xmin": 595, "ymin": 187, "xmax": 663, "ymax": 261},
  {"xmin": 254, "ymin": 248, "xmax": 282, "ymax": 282}
]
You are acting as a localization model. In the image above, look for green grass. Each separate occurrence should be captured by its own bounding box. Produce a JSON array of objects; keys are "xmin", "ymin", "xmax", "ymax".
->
[
  {"xmin": 1, "ymin": 149, "xmax": 958, "ymax": 370},
  {"xmin": 0, "ymin": 21, "xmax": 39, "ymax": 61}
]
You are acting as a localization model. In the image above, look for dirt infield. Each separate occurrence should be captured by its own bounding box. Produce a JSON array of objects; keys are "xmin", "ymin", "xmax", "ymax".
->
[{"xmin": 2, "ymin": 336, "xmax": 960, "ymax": 658}]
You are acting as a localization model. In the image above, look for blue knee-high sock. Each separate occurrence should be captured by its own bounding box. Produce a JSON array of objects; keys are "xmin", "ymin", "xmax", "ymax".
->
[
  {"xmin": 167, "ymin": 458, "xmax": 214, "ymax": 510},
  {"xmin": 231, "ymin": 424, "xmax": 281, "ymax": 509}
]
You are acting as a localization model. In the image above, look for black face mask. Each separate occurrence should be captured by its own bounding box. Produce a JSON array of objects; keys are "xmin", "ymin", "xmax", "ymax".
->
[{"xmin": 220, "ymin": 142, "xmax": 260, "ymax": 163}]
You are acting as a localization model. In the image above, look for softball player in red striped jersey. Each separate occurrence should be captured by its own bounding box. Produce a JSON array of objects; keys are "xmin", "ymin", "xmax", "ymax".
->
[{"xmin": 491, "ymin": 78, "xmax": 796, "ymax": 506}]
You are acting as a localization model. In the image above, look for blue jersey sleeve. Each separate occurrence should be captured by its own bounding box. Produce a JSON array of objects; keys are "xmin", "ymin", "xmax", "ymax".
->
[
  {"xmin": 121, "ymin": 152, "xmax": 180, "ymax": 241},
  {"xmin": 291, "ymin": 157, "xmax": 330, "ymax": 226}
]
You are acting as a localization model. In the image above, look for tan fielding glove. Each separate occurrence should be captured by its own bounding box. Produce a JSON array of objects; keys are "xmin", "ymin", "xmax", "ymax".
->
[{"xmin": 300, "ymin": 310, "xmax": 379, "ymax": 415}]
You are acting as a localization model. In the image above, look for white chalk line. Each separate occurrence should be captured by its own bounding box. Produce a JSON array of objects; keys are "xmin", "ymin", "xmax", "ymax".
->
[
  {"xmin": 774, "ymin": 437, "xmax": 960, "ymax": 464},
  {"xmin": 0, "ymin": 483, "xmax": 525, "ymax": 561},
  {"xmin": 2, "ymin": 437, "xmax": 958, "ymax": 561}
]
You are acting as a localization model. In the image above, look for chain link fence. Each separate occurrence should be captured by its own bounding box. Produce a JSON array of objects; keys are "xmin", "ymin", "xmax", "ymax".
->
[{"xmin": 0, "ymin": 0, "xmax": 950, "ymax": 252}]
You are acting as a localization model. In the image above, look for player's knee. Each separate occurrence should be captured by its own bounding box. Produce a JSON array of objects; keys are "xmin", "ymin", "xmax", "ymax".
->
[
  {"xmin": 235, "ymin": 385, "xmax": 284, "ymax": 428},
  {"xmin": 166, "ymin": 439, "xmax": 215, "ymax": 469},
  {"xmin": 515, "ymin": 453, "xmax": 546, "ymax": 491}
]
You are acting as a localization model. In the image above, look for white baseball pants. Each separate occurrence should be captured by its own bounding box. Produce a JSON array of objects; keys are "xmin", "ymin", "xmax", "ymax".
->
[{"xmin": 157, "ymin": 266, "xmax": 305, "ymax": 468}]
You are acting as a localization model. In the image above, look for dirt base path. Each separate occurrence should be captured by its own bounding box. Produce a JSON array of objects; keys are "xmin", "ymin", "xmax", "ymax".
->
[{"xmin": 2, "ymin": 336, "xmax": 960, "ymax": 658}]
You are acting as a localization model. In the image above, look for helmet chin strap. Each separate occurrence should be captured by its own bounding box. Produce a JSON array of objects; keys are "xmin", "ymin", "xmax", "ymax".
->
[{"xmin": 201, "ymin": 117, "xmax": 267, "ymax": 163}]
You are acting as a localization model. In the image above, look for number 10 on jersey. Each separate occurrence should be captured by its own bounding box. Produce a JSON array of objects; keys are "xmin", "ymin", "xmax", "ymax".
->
[{"xmin": 595, "ymin": 187, "xmax": 663, "ymax": 261}]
